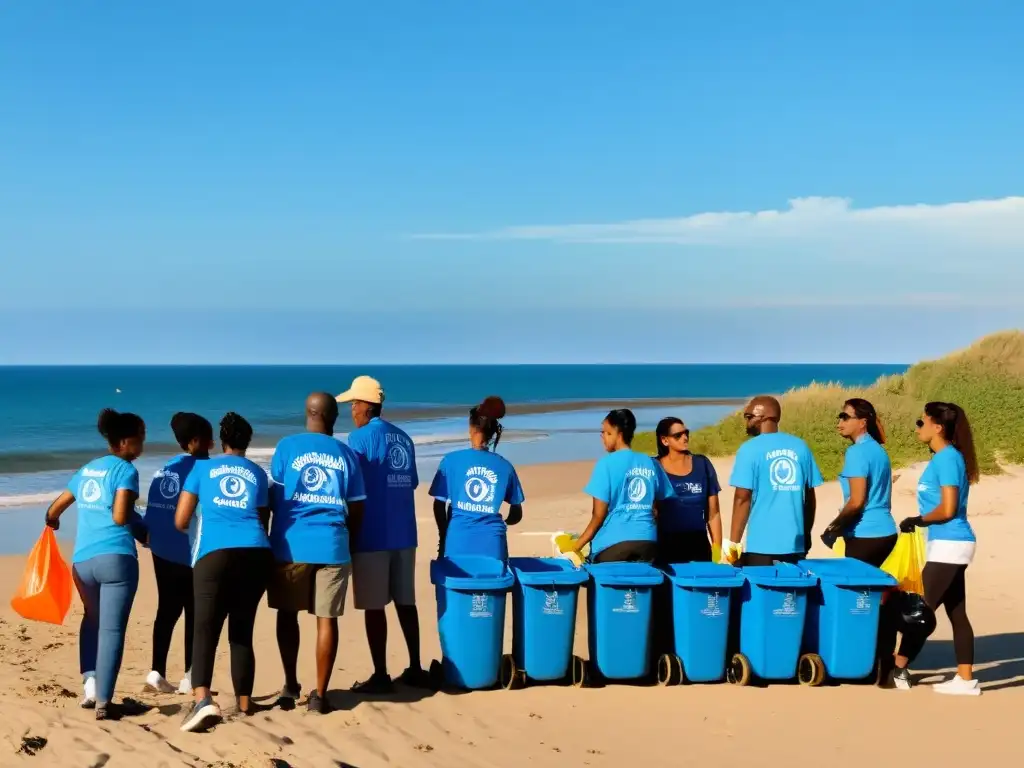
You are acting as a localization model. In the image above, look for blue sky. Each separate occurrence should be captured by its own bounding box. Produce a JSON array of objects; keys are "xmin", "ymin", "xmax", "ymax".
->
[{"xmin": 2, "ymin": 1, "xmax": 1022, "ymax": 364}]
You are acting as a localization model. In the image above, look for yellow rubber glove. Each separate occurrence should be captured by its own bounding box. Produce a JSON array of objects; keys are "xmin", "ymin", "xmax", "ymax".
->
[
  {"xmin": 711, "ymin": 543, "xmax": 722, "ymax": 564},
  {"xmin": 722, "ymin": 539, "xmax": 743, "ymax": 565}
]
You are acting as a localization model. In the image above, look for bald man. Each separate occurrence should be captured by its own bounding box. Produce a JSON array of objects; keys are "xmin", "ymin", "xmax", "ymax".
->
[
  {"xmin": 725, "ymin": 395, "xmax": 823, "ymax": 566},
  {"xmin": 266, "ymin": 392, "xmax": 366, "ymax": 714}
]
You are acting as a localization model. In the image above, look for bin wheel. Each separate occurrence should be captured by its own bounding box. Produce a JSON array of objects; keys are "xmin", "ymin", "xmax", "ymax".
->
[
  {"xmin": 798, "ymin": 653, "xmax": 826, "ymax": 687},
  {"xmin": 727, "ymin": 653, "xmax": 752, "ymax": 686},
  {"xmin": 428, "ymin": 659, "xmax": 444, "ymax": 691},
  {"xmin": 656, "ymin": 654, "xmax": 685, "ymax": 686},
  {"xmin": 498, "ymin": 654, "xmax": 525, "ymax": 690},
  {"xmin": 570, "ymin": 656, "xmax": 588, "ymax": 688}
]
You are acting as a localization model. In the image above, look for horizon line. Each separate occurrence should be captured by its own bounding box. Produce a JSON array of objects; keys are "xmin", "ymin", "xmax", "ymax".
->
[{"xmin": 0, "ymin": 361, "xmax": 912, "ymax": 368}]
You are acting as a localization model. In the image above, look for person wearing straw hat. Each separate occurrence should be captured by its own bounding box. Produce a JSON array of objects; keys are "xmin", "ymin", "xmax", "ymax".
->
[{"xmin": 336, "ymin": 376, "xmax": 429, "ymax": 694}]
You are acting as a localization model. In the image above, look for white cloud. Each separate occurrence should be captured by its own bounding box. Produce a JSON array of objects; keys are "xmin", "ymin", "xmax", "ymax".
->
[{"xmin": 413, "ymin": 195, "xmax": 1024, "ymax": 248}]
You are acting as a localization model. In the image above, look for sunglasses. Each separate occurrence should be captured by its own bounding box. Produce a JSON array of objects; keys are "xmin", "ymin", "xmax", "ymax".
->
[
  {"xmin": 668, "ymin": 429, "xmax": 690, "ymax": 439},
  {"xmin": 915, "ymin": 419, "xmax": 925, "ymax": 428},
  {"xmin": 836, "ymin": 413, "xmax": 853, "ymax": 421}
]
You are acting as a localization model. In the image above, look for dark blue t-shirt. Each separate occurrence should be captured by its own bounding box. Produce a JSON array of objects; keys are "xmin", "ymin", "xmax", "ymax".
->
[{"xmin": 657, "ymin": 455, "xmax": 721, "ymax": 534}]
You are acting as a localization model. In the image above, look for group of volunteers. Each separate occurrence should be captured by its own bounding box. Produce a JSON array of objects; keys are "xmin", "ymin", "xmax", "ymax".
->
[{"xmin": 44, "ymin": 378, "xmax": 983, "ymax": 732}]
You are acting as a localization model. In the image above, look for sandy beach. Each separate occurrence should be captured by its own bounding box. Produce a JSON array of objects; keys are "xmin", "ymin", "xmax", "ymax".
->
[{"xmin": 1, "ymin": 456, "xmax": 1020, "ymax": 767}]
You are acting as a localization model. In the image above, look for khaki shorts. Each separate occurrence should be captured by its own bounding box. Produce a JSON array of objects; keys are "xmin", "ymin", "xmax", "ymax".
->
[
  {"xmin": 351, "ymin": 548, "xmax": 416, "ymax": 610},
  {"xmin": 267, "ymin": 562, "xmax": 350, "ymax": 618}
]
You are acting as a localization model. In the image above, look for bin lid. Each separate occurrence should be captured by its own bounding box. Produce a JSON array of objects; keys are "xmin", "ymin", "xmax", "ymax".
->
[
  {"xmin": 664, "ymin": 562, "xmax": 745, "ymax": 588},
  {"xmin": 509, "ymin": 557, "xmax": 588, "ymax": 587},
  {"xmin": 429, "ymin": 556, "xmax": 515, "ymax": 591},
  {"xmin": 741, "ymin": 562, "xmax": 818, "ymax": 588},
  {"xmin": 797, "ymin": 557, "xmax": 897, "ymax": 588},
  {"xmin": 583, "ymin": 561, "xmax": 664, "ymax": 587}
]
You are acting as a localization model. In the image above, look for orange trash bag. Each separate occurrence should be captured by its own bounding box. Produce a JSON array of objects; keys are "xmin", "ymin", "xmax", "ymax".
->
[{"xmin": 10, "ymin": 527, "xmax": 74, "ymax": 624}]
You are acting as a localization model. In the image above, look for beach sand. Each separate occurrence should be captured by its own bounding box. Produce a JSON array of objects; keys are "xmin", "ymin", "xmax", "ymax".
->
[{"xmin": 1, "ymin": 457, "xmax": 1019, "ymax": 767}]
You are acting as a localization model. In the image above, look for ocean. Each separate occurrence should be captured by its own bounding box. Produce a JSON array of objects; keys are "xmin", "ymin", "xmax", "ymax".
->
[{"xmin": 0, "ymin": 363, "xmax": 905, "ymax": 552}]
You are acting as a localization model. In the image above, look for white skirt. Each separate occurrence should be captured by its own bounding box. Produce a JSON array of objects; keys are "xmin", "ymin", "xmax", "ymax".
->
[{"xmin": 926, "ymin": 538, "xmax": 976, "ymax": 566}]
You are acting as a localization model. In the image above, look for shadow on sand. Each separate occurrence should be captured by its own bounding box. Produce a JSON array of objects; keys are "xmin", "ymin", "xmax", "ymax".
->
[{"xmin": 917, "ymin": 631, "xmax": 1024, "ymax": 692}]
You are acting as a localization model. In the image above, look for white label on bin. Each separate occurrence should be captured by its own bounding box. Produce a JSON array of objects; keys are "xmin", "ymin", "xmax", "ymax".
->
[
  {"xmin": 543, "ymin": 590, "xmax": 563, "ymax": 616},
  {"xmin": 851, "ymin": 590, "xmax": 872, "ymax": 616},
  {"xmin": 701, "ymin": 591, "xmax": 723, "ymax": 618},
  {"xmin": 613, "ymin": 588, "xmax": 640, "ymax": 614},
  {"xmin": 773, "ymin": 592, "xmax": 799, "ymax": 617},
  {"xmin": 470, "ymin": 593, "xmax": 492, "ymax": 619}
]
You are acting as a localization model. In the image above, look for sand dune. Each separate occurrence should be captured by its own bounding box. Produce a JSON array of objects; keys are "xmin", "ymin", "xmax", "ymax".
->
[{"xmin": 1, "ymin": 458, "xmax": 1019, "ymax": 767}]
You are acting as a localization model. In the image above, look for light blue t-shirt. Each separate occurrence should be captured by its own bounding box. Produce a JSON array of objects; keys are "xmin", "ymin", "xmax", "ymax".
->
[
  {"xmin": 142, "ymin": 454, "xmax": 198, "ymax": 566},
  {"xmin": 183, "ymin": 455, "xmax": 270, "ymax": 566},
  {"xmin": 269, "ymin": 433, "xmax": 367, "ymax": 565},
  {"xmin": 838, "ymin": 435, "xmax": 896, "ymax": 538},
  {"xmin": 346, "ymin": 418, "xmax": 419, "ymax": 553},
  {"xmin": 730, "ymin": 432, "xmax": 824, "ymax": 555},
  {"xmin": 584, "ymin": 449, "xmax": 674, "ymax": 557},
  {"xmin": 68, "ymin": 455, "xmax": 140, "ymax": 564},
  {"xmin": 658, "ymin": 455, "xmax": 720, "ymax": 534},
  {"xmin": 428, "ymin": 448, "xmax": 525, "ymax": 560},
  {"xmin": 917, "ymin": 445, "xmax": 975, "ymax": 542}
]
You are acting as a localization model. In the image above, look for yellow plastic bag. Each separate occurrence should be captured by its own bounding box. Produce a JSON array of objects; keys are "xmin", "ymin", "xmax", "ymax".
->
[
  {"xmin": 551, "ymin": 531, "xmax": 587, "ymax": 567},
  {"xmin": 879, "ymin": 530, "xmax": 926, "ymax": 595}
]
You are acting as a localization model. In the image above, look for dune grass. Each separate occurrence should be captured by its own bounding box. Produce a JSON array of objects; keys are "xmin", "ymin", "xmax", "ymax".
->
[{"xmin": 632, "ymin": 330, "xmax": 1024, "ymax": 481}]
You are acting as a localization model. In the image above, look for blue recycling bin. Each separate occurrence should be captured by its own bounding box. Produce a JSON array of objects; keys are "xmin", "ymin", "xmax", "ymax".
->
[
  {"xmin": 583, "ymin": 562, "xmax": 664, "ymax": 682},
  {"xmin": 661, "ymin": 562, "xmax": 745, "ymax": 684},
  {"xmin": 430, "ymin": 556, "xmax": 514, "ymax": 690},
  {"xmin": 508, "ymin": 557, "xmax": 589, "ymax": 686},
  {"xmin": 732, "ymin": 563, "xmax": 818, "ymax": 684},
  {"xmin": 798, "ymin": 557, "xmax": 897, "ymax": 680}
]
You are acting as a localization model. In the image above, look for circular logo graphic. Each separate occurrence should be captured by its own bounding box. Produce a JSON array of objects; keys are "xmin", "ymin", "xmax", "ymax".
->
[
  {"xmin": 158, "ymin": 474, "xmax": 180, "ymax": 499},
  {"xmin": 301, "ymin": 465, "xmax": 328, "ymax": 492},
  {"xmin": 80, "ymin": 478, "xmax": 102, "ymax": 504},
  {"xmin": 387, "ymin": 443, "xmax": 410, "ymax": 471},
  {"xmin": 627, "ymin": 476, "xmax": 647, "ymax": 503},
  {"xmin": 219, "ymin": 475, "xmax": 247, "ymax": 498},
  {"xmin": 769, "ymin": 457, "xmax": 797, "ymax": 486},
  {"xmin": 465, "ymin": 477, "xmax": 492, "ymax": 503}
]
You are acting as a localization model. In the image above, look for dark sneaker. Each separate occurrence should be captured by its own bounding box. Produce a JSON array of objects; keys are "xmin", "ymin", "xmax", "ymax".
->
[
  {"xmin": 893, "ymin": 667, "xmax": 913, "ymax": 691},
  {"xmin": 306, "ymin": 690, "xmax": 331, "ymax": 714},
  {"xmin": 179, "ymin": 696, "xmax": 221, "ymax": 733},
  {"xmin": 397, "ymin": 666, "xmax": 432, "ymax": 689},
  {"xmin": 351, "ymin": 673, "xmax": 394, "ymax": 695},
  {"xmin": 276, "ymin": 684, "xmax": 301, "ymax": 711},
  {"xmin": 95, "ymin": 704, "xmax": 110, "ymax": 721}
]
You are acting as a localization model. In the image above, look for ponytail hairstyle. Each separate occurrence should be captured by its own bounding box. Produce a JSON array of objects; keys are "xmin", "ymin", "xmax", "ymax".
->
[
  {"xmin": 923, "ymin": 401, "xmax": 979, "ymax": 484},
  {"xmin": 605, "ymin": 408, "xmax": 637, "ymax": 446},
  {"xmin": 655, "ymin": 417, "xmax": 684, "ymax": 458},
  {"xmin": 844, "ymin": 398, "xmax": 886, "ymax": 445},
  {"xmin": 220, "ymin": 412, "xmax": 254, "ymax": 452},
  {"xmin": 96, "ymin": 408, "xmax": 145, "ymax": 448},
  {"xmin": 469, "ymin": 396, "xmax": 506, "ymax": 450},
  {"xmin": 170, "ymin": 412, "xmax": 214, "ymax": 452}
]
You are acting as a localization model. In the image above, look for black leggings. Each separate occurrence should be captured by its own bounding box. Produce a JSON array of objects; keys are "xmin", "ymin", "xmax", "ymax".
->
[
  {"xmin": 152, "ymin": 555, "xmax": 194, "ymax": 677},
  {"xmin": 655, "ymin": 531, "xmax": 712, "ymax": 566},
  {"xmin": 844, "ymin": 534, "xmax": 898, "ymax": 568},
  {"xmin": 897, "ymin": 561, "xmax": 974, "ymax": 666},
  {"xmin": 741, "ymin": 552, "xmax": 803, "ymax": 566},
  {"xmin": 191, "ymin": 547, "xmax": 272, "ymax": 696},
  {"xmin": 594, "ymin": 540, "xmax": 657, "ymax": 563}
]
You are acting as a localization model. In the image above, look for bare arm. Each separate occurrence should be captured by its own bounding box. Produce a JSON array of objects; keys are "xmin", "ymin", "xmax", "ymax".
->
[
  {"xmin": 175, "ymin": 491, "xmax": 199, "ymax": 532},
  {"xmin": 347, "ymin": 499, "xmax": 365, "ymax": 539},
  {"xmin": 433, "ymin": 499, "xmax": 449, "ymax": 556},
  {"xmin": 729, "ymin": 488, "xmax": 752, "ymax": 543},
  {"xmin": 112, "ymin": 489, "xmax": 138, "ymax": 526},
  {"xmin": 707, "ymin": 494, "xmax": 722, "ymax": 548},
  {"xmin": 922, "ymin": 487, "xmax": 958, "ymax": 524},
  {"xmin": 803, "ymin": 487, "xmax": 817, "ymax": 552},
  {"xmin": 257, "ymin": 506, "xmax": 271, "ymax": 534},
  {"xmin": 574, "ymin": 498, "xmax": 609, "ymax": 553},
  {"xmin": 827, "ymin": 477, "xmax": 866, "ymax": 531},
  {"xmin": 44, "ymin": 490, "xmax": 76, "ymax": 529},
  {"xmin": 505, "ymin": 503, "xmax": 523, "ymax": 526}
]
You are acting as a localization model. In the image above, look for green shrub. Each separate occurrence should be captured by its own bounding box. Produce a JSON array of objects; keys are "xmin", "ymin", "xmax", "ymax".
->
[{"xmin": 632, "ymin": 330, "xmax": 1024, "ymax": 480}]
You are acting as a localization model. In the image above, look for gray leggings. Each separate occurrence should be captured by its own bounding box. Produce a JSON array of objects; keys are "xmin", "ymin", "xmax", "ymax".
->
[{"xmin": 73, "ymin": 554, "xmax": 139, "ymax": 704}]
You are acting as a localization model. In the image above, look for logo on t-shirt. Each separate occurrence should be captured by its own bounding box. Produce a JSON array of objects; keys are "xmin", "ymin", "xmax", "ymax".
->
[
  {"xmin": 458, "ymin": 466, "xmax": 498, "ymax": 513},
  {"xmin": 211, "ymin": 464, "xmax": 257, "ymax": 508},
  {"xmin": 387, "ymin": 443, "xmax": 410, "ymax": 471},
  {"xmin": 627, "ymin": 476, "xmax": 648, "ymax": 503},
  {"xmin": 767, "ymin": 449, "xmax": 800, "ymax": 491},
  {"xmin": 158, "ymin": 472, "xmax": 180, "ymax": 499},
  {"xmin": 289, "ymin": 451, "xmax": 344, "ymax": 505},
  {"xmin": 80, "ymin": 478, "xmax": 103, "ymax": 504}
]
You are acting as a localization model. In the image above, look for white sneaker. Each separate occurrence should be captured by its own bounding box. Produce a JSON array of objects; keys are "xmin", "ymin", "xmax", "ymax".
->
[
  {"xmin": 934, "ymin": 675, "xmax": 981, "ymax": 696},
  {"xmin": 893, "ymin": 667, "xmax": 913, "ymax": 690},
  {"xmin": 81, "ymin": 673, "xmax": 97, "ymax": 709},
  {"xmin": 145, "ymin": 670, "xmax": 177, "ymax": 693},
  {"xmin": 177, "ymin": 671, "xmax": 192, "ymax": 695}
]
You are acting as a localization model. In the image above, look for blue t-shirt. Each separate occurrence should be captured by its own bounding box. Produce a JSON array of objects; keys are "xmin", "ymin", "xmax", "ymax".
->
[
  {"xmin": 838, "ymin": 435, "xmax": 896, "ymax": 538},
  {"xmin": 428, "ymin": 448, "xmax": 525, "ymax": 560},
  {"xmin": 657, "ymin": 455, "xmax": 720, "ymax": 534},
  {"xmin": 346, "ymin": 418, "xmax": 419, "ymax": 553},
  {"xmin": 269, "ymin": 433, "xmax": 367, "ymax": 565},
  {"xmin": 69, "ymin": 455, "xmax": 140, "ymax": 564},
  {"xmin": 141, "ymin": 454, "xmax": 198, "ymax": 566},
  {"xmin": 183, "ymin": 455, "xmax": 270, "ymax": 566},
  {"xmin": 584, "ymin": 449, "xmax": 674, "ymax": 557},
  {"xmin": 917, "ymin": 445, "xmax": 975, "ymax": 542},
  {"xmin": 730, "ymin": 432, "xmax": 824, "ymax": 555}
]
